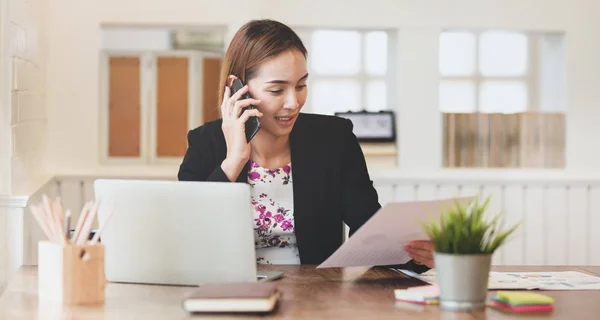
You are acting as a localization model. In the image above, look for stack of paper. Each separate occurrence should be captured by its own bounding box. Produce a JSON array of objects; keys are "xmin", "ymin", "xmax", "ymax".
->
[{"xmin": 394, "ymin": 285, "xmax": 440, "ymax": 305}]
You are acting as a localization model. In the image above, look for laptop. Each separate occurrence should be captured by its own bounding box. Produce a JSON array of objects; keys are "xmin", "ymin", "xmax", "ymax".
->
[{"xmin": 93, "ymin": 179, "xmax": 283, "ymax": 286}]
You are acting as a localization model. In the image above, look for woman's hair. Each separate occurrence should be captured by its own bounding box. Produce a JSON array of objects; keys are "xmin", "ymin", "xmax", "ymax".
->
[{"xmin": 217, "ymin": 19, "xmax": 308, "ymax": 107}]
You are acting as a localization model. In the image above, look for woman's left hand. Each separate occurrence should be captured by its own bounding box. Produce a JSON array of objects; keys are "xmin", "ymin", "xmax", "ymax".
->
[{"xmin": 404, "ymin": 240, "xmax": 435, "ymax": 268}]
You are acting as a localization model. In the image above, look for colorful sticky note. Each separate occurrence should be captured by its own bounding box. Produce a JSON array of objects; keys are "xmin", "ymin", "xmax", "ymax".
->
[
  {"xmin": 492, "ymin": 300, "xmax": 554, "ymax": 313},
  {"xmin": 494, "ymin": 291, "xmax": 555, "ymax": 306}
]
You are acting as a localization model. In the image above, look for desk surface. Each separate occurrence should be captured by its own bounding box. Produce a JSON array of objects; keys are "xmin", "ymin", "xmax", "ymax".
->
[{"xmin": 1, "ymin": 265, "xmax": 599, "ymax": 319}]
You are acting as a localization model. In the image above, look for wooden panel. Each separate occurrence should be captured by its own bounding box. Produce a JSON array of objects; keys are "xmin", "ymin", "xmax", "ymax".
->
[
  {"xmin": 524, "ymin": 186, "xmax": 545, "ymax": 265},
  {"xmin": 156, "ymin": 57, "xmax": 189, "ymax": 157},
  {"xmin": 568, "ymin": 186, "xmax": 588, "ymax": 265},
  {"xmin": 394, "ymin": 185, "xmax": 416, "ymax": 202},
  {"xmin": 57, "ymin": 179, "xmax": 85, "ymax": 225},
  {"xmin": 202, "ymin": 57, "xmax": 222, "ymax": 124},
  {"xmin": 503, "ymin": 185, "xmax": 525, "ymax": 265},
  {"xmin": 438, "ymin": 185, "xmax": 460, "ymax": 200},
  {"xmin": 443, "ymin": 113, "xmax": 565, "ymax": 168},
  {"xmin": 373, "ymin": 186, "xmax": 394, "ymax": 206},
  {"xmin": 415, "ymin": 184, "xmax": 437, "ymax": 201},
  {"xmin": 590, "ymin": 188, "xmax": 600, "ymax": 265},
  {"xmin": 546, "ymin": 186, "xmax": 568, "ymax": 265},
  {"xmin": 0, "ymin": 208, "xmax": 7, "ymax": 294},
  {"xmin": 479, "ymin": 185, "xmax": 504, "ymax": 265},
  {"xmin": 108, "ymin": 57, "xmax": 140, "ymax": 157}
]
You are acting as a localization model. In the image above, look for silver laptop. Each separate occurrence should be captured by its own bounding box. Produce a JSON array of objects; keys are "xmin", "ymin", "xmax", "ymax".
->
[{"xmin": 93, "ymin": 179, "xmax": 282, "ymax": 286}]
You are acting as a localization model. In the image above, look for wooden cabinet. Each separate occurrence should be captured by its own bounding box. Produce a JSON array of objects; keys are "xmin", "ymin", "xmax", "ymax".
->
[{"xmin": 102, "ymin": 52, "xmax": 223, "ymax": 162}]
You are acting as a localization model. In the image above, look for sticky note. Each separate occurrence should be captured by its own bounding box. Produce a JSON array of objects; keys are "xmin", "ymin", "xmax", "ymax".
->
[
  {"xmin": 394, "ymin": 289, "xmax": 439, "ymax": 305},
  {"xmin": 492, "ymin": 301, "xmax": 554, "ymax": 313},
  {"xmin": 494, "ymin": 291, "xmax": 555, "ymax": 305}
]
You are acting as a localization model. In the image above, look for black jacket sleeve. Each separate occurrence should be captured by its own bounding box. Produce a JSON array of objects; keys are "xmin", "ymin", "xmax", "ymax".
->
[
  {"xmin": 339, "ymin": 119, "xmax": 382, "ymax": 237},
  {"xmin": 339, "ymin": 119, "xmax": 430, "ymax": 274},
  {"xmin": 177, "ymin": 126, "xmax": 230, "ymax": 182}
]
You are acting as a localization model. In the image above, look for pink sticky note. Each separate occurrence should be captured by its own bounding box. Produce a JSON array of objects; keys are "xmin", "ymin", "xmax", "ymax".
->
[{"xmin": 408, "ymin": 284, "xmax": 440, "ymax": 296}]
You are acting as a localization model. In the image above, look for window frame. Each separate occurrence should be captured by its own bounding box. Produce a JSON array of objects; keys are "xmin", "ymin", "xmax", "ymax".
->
[
  {"xmin": 295, "ymin": 28, "xmax": 396, "ymax": 115},
  {"xmin": 439, "ymin": 30, "xmax": 539, "ymax": 114},
  {"xmin": 99, "ymin": 50, "xmax": 223, "ymax": 165}
]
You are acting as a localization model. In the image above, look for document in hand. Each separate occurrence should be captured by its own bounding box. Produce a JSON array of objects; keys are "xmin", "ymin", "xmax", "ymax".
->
[{"xmin": 317, "ymin": 197, "xmax": 474, "ymax": 268}]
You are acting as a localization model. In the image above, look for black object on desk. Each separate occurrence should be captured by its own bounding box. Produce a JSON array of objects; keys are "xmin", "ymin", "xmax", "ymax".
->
[
  {"xmin": 68, "ymin": 229, "xmax": 98, "ymax": 242},
  {"xmin": 334, "ymin": 110, "xmax": 396, "ymax": 143}
]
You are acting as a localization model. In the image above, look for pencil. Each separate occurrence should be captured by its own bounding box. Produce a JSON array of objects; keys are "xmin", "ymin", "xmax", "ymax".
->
[
  {"xmin": 64, "ymin": 210, "xmax": 71, "ymax": 242},
  {"xmin": 77, "ymin": 201, "xmax": 98, "ymax": 245},
  {"xmin": 72, "ymin": 202, "xmax": 91, "ymax": 244},
  {"xmin": 29, "ymin": 205, "xmax": 53, "ymax": 241},
  {"xmin": 50, "ymin": 197, "xmax": 67, "ymax": 245},
  {"xmin": 89, "ymin": 209, "xmax": 113, "ymax": 245},
  {"xmin": 41, "ymin": 196, "xmax": 60, "ymax": 242}
]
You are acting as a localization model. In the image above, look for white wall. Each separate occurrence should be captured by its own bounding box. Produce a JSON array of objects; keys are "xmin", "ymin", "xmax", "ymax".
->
[
  {"xmin": 1, "ymin": 0, "xmax": 48, "ymax": 195},
  {"xmin": 101, "ymin": 28, "xmax": 172, "ymax": 51},
  {"xmin": 43, "ymin": 0, "xmax": 600, "ymax": 176},
  {"xmin": 0, "ymin": 0, "xmax": 11, "ymax": 195},
  {"xmin": 0, "ymin": 0, "xmax": 48, "ymax": 288},
  {"xmin": 0, "ymin": 197, "xmax": 28, "ymax": 293}
]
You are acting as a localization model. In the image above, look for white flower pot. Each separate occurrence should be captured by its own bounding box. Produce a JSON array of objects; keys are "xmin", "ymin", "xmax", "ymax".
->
[{"xmin": 433, "ymin": 252, "xmax": 492, "ymax": 311}]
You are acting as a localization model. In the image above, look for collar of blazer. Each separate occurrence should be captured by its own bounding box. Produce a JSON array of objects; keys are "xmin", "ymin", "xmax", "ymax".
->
[{"xmin": 233, "ymin": 113, "xmax": 309, "ymax": 184}]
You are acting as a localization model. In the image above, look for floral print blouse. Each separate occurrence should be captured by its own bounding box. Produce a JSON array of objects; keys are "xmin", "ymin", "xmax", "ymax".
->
[{"xmin": 248, "ymin": 159, "xmax": 300, "ymax": 265}]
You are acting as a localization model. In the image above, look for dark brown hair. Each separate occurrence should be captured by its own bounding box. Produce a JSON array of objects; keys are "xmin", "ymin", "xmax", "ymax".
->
[{"xmin": 217, "ymin": 19, "xmax": 308, "ymax": 107}]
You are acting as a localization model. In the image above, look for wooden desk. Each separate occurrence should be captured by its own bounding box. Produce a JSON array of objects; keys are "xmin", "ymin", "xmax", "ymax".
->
[{"xmin": 1, "ymin": 265, "xmax": 599, "ymax": 319}]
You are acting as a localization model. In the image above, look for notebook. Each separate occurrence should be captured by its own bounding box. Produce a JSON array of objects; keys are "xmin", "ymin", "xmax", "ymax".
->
[{"xmin": 182, "ymin": 282, "xmax": 281, "ymax": 313}]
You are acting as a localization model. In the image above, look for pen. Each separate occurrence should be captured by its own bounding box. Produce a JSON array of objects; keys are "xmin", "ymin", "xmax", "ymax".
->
[
  {"xmin": 64, "ymin": 210, "xmax": 71, "ymax": 241},
  {"xmin": 89, "ymin": 209, "xmax": 114, "ymax": 245}
]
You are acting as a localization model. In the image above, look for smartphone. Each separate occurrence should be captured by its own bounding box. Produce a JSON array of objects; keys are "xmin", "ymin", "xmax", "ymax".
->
[{"xmin": 230, "ymin": 78, "xmax": 261, "ymax": 142}]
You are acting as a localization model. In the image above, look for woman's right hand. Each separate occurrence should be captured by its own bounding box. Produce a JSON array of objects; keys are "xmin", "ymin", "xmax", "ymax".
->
[{"xmin": 220, "ymin": 84, "xmax": 262, "ymax": 182}]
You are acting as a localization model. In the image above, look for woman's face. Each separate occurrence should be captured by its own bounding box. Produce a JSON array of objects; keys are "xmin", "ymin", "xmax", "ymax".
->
[{"xmin": 246, "ymin": 49, "xmax": 308, "ymax": 139}]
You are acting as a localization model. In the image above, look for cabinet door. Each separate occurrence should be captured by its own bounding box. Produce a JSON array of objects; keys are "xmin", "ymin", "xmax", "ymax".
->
[
  {"xmin": 202, "ymin": 57, "xmax": 222, "ymax": 124},
  {"xmin": 108, "ymin": 57, "xmax": 141, "ymax": 157},
  {"xmin": 156, "ymin": 56, "xmax": 189, "ymax": 158}
]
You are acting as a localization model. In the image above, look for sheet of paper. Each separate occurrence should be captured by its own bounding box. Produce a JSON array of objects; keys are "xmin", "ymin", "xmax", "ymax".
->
[
  {"xmin": 317, "ymin": 197, "xmax": 474, "ymax": 268},
  {"xmin": 393, "ymin": 269, "xmax": 600, "ymax": 290},
  {"xmin": 498, "ymin": 271, "xmax": 600, "ymax": 290}
]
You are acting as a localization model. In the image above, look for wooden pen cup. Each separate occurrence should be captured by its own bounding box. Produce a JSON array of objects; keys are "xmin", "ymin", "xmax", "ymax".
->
[{"xmin": 38, "ymin": 241, "xmax": 106, "ymax": 305}]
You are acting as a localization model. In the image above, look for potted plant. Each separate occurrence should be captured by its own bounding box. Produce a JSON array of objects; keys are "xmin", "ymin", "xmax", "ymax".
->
[{"xmin": 421, "ymin": 196, "xmax": 519, "ymax": 311}]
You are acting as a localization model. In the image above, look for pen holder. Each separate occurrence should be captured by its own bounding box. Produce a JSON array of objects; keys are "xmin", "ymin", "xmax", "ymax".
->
[{"xmin": 38, "ymin": 240, "xmax": 106, "ymax": 305}]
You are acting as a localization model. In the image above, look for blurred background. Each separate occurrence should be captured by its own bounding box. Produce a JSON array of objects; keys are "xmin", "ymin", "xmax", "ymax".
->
[{"xmin": 1, "ymin": 0, "xmax": 600, "ymax": 290}]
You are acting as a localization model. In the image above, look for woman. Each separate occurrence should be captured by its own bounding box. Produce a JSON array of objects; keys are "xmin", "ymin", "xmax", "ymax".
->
[{"xmin": 178, "ymin": 19, "xmax": 434, "ymax": 272}]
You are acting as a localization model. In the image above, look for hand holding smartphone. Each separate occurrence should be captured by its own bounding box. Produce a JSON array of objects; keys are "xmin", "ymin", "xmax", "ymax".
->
[{"xmin": 230, "ymin": 78, "xmax": 261, "ymax": 142}]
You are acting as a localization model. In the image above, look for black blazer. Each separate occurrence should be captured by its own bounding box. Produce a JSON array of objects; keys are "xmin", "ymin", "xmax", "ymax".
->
[{"xmin": 178, "ymin": 113, "xmax": 428, "ymax": 273}]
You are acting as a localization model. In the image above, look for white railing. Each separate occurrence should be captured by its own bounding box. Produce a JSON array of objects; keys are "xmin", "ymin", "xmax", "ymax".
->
[
  {"xmin": 371, "ymin": 172, "xmax": 600, "ymax": 267},
  {"xmin": 25, "ymin": 171, "xmax": 600, "ymax": 267},
  {"xmin": 0, "ymin": 194, "xmax": 30, "ymax": 293}
]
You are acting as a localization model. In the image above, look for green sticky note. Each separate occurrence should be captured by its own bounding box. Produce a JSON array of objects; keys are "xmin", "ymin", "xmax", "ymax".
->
[{"xmin": 495, "ymin": 291, "xmax": 555, "ymax": 305}]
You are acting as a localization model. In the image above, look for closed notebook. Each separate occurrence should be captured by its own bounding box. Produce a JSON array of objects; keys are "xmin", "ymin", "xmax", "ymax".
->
[{"xmin": 182, "ymin": 282, "xmax": 280, "ymax": 313}]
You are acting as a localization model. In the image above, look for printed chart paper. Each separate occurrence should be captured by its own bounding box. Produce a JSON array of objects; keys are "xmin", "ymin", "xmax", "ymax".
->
[
  {"xmin": 317, "ymin": 197, "xmax": 474, "ymax": 268},
  {"xmin": 394, "ymin": 269, "xmax": 600, "ymax": 290}
]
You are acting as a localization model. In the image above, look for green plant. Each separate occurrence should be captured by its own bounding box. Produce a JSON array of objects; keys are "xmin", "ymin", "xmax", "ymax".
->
[{"xmin": 422, "ymin": 196, "xmax": 519, "ymax": 254}]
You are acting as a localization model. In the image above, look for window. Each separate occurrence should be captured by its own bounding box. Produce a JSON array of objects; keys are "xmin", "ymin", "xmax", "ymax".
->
[
  {"xmin": 99, "ymin": 26, "xmax": 225, "ymax": 164},
  {"xmin": 439, "ymin": 30, "xmax": 566, "ymax": 168},
  {"xmin": 295, "ymin": 29, "xmax": 394, "ymax": 115}
]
